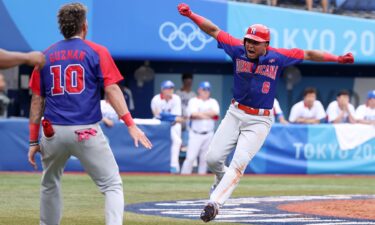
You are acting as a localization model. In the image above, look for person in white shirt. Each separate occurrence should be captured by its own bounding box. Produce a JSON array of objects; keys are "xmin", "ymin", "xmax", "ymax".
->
[
  {"xmin": 326, "ymin": 90, "xmax": 356, "ymax": 124},
  {"xmin": 356, "ymin": 90, "xmax": 375, "ymax": 125},
  {"xmin": 289, "ymin": 87, "xmax": 326, "ymax": 124},
  {"xmin": 272, "ymin": 98, "xmax": 288, "ymax": 124},
  {"xmin": 181, "ymin": 81, "xmax": 220, "ymax": 175},
  {"xmin": 151, "ymin": 80, "xmax": 183, "ymax": 174},
  {"xmin": 100, "ymin": 95, "xmax": 119, "ymax": 127}
]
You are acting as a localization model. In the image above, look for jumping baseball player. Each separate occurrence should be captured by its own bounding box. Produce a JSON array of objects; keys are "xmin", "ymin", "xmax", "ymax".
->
[
  {"xmin": 27, "ymin": 3, "xmax": 152, "ymax": 225},
  {"xmin": 178, "ymin": 3, "xmax": 354, "ymax": 222},
  {"xmin": 0, "ymin": 48, "xmax": 45, "ymax": 69},
  {"xmin": 151, "ymin": 80, "xmax": 183, "ymax": 173},
  {"xmin": 355, "ymin": 90, "xmax": 375, "ymax": 125},
  {"xmin": 289, "ymin": 87, "xmax": 326, "ymax": 124},
  {"xmin": 181, "ymin": 81, "xmax": 220, "ymax": 175}
]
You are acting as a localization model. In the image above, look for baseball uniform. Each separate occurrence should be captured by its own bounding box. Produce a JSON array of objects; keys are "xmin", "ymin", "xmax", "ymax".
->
[
  {"xmin": 151, "ymin": 89, "xmax": 182, "ymax": 173},
  {"xmin": 181, "ymin": 92, "xmax": 220, "ymax": 175},
  {"xmin": 289, "ymin": 100, "xmax": 326, "ymax": 123},
  {"xmin": 29, "ymin": 38, "xmax": 124, "ymax": 225},
  {"xmin": 326, "ymin": 100, "xmax": 356, "ymax": 123}
]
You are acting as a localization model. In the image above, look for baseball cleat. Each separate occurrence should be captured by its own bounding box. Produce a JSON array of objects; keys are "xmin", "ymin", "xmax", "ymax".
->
[{"xmin": 200, "ymin": 202, "xmax": 219, "ymax": 222}]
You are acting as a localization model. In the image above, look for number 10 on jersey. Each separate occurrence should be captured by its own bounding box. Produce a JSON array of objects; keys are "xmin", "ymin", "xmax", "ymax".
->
[{"xmin": 50, "ymin": 64, "xmax": 85, "ymax": 95}]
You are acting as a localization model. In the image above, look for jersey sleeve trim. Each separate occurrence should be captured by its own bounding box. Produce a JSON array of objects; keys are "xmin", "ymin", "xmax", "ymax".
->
[
  {"xmin": 29, "ymin": 68, "xmax": 42, "ymax": 96},
  {"xmin": 269, "ymin": 46, "xmax": 304, "ymax": 60},
  {"xmin": 217, "ymin": 31, "xmax": 243, "ymax": 46},
  {"xmin": 84, "ymin": 40, "xmax": 123, "ymax": 87}
]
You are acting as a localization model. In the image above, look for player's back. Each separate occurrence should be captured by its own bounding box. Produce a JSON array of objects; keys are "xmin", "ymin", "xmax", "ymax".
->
[{"xmin": 30, "ymin": 38, "xmax": 122, "ymax": 125}]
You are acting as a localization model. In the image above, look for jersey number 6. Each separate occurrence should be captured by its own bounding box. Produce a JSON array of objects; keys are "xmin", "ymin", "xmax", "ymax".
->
[
  {"xmin": 262, "ymin": 81, "xmax": 270, "ymax": 94},
  {"xmin": 50, "ymin": 64, "xmax": 85, "ymax": 95}
]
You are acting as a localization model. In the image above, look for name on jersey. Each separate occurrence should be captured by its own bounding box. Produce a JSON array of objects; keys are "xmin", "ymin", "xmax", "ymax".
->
[
  {"xmin": 49, "ymin": 50, "xmax": 86, "ymax": 63},
  {"xmin": 236, "ymin": 59, "xmax": 278, "ymax": 80}
]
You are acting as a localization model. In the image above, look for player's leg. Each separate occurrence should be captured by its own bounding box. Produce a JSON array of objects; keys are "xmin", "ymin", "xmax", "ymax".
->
[
  {"xmin": 71, "ymin": 124, "xmax": 123, "ymax": 225},
  {"xmin": 181, "ymin": 131, "xmax": 203, "ymax": 174},
  {"xmin": 197, "ymin": 132, "xmax": 214, "ymax": 175},
  {"xmin": 39, "ymin": 127, "xmax": 71, "ymax": 225},
  {"xmin": 170, "ymin": 123, "xmax": 182, "ymax": 173},
  {"xmin": 206, "ymin": 106, "xmax": 240, "ymax": 186},
  {"xmin": 210, "ymin": 116, "xmax": 272, "ymax": 206}
]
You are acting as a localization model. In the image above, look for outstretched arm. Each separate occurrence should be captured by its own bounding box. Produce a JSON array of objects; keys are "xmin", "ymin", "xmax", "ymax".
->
[
  {"xmin": 304, "ymin": 50, "xmax": 354, "ymax": 64},
  {"xmin": 0, "ymin": 49, "xmax": 46, "ymax": 69},
  {"xmin": 178, "ymin": 3, "xmax": 220, "ymax": 39},
  {"xmin": 105, "ymin": 84, "xmax": 152, "ymax": 149}
]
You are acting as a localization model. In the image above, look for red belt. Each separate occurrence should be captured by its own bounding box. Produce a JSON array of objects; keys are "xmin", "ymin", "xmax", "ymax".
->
[{"xmin": 231, "ymin": 99, "xmax": 270, "ymax": 116}]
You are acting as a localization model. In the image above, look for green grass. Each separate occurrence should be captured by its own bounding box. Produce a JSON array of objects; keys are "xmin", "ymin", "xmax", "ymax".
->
[{"xmin": 0, "ymin": 173, "xmax": 374, "ymax": 225}]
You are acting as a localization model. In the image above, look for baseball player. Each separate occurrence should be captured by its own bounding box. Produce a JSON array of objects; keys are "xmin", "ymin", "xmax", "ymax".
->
[
  {"xmin": 177, "ymin": 3, "xmax": 354, "ymax": 222},
  {"xmin": 355, "ymin": 90, "xmax": 375, "ymax": 125},
  {"xmin": 27, "ymin": 3, "xmax": 152, "ymax": 225},
  {"xmin": 272, "ymin": 98, "xmax": 288, "ymax": 124},
  {"xmin": 326, "ymin": 90, "xmax": 356, "ymax": 123},
  {"xmin": 289, "ymin": 87, "xmax": 326, "ymax": 124},
  {"xmin": 181, "ymin": 81, "xmax": 220, "ymax": 175},
  {"xmin": 0, "ymin": 48, "xmax": 45, "ymax": 69},
  {"xmin": 151, "ymin": 80, "xmax": 183, "ymax": 173}
]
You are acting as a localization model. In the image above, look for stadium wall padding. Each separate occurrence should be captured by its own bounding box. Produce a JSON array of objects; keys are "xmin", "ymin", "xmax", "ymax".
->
[
  {"xmin": 1, "ymin": 0, "xmax": 375, "ymax": 63},
  {"xmin": 1, "ymin": 120, "xmax": 374, "ymax": 174}
]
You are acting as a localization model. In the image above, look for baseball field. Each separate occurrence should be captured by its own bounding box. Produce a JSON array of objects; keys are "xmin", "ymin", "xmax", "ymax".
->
[{"xmin": 1, "ymin": 173, "xmax": 374, "ymax": 225}]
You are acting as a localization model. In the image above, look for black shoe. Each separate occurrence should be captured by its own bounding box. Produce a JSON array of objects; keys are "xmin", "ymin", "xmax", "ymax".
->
[{"xmin": 200, "ymin": 202, "xmax": 218, "ymax": 223}]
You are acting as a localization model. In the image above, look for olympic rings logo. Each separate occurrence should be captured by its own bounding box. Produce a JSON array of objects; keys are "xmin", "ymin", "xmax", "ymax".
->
[{"xmin": 159, "ymin": 22, "xmax": 214, "ymax": 51}]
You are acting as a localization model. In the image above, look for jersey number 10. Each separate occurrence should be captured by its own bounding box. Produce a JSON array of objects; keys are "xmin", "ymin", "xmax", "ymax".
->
[{"xmin": 50, "ymin": 64, "xmax": 85, "ymax": 95}]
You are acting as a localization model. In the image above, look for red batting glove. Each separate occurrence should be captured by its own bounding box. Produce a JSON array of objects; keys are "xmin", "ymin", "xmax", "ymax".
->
[
  {"xmin": 178, "ymin": 3, "xmax": 192, "ymax": 17},
  {"xmin": 338, "ymin": 53, "xmax": 354, "ymax": 64}
]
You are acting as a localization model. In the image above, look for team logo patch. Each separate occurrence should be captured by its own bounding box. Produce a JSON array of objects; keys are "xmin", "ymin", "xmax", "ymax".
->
[{"xmin": 126, "ymin": 195, "xmax": 375, "ymax": 224}]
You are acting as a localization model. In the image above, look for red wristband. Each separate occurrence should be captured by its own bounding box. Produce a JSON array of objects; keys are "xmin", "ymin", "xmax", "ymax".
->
[
  {"xmin": 29, "ymin": 123, "xmax": 40, "ymax": 142},
  {"xmin": 323, "ymin": 53, "xmax": 339, "ymax": 62},
  {"xmin": 120, "ymin": 113, "xmax": 135, "ymax": 127},
  {"xmin": 189, "ymin": 12, "xmax": 205, "ymax": 26}
]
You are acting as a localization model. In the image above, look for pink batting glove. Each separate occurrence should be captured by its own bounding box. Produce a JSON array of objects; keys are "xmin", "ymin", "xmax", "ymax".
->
[
  {"xmin": 178, "ymin": 3, "xmax": 192, "ymax": 17},
  {"xmin": 338, "ymin": 53, "xmax": 354, "ymax": 64}
]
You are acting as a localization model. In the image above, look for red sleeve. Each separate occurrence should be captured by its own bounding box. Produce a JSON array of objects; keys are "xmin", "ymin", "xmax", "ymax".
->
[
  {"xmin": 217, "ymin": 31, "xmax": 242, "ymax": 46},
  {"xmin": 29, "ymin": 68, "xmax": 41, "ymax": 96},
  {"xmin": 269, "ymin": 47, "xmax": 304, "ymax": 67},
  {"xmin": 84, "ymin": 41, "xmax": 123, "ymax": 87}
]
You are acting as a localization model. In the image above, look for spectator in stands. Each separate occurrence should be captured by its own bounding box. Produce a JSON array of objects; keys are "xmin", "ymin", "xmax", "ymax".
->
[
  {"xmin": 355, "ymin": 90, "xmax": 375, "ymax": 125},
  {"xmin": 273, "ymin": 98, "xmax": 288, "ymax": 124},
  {"xmin": 251, "ymin": 0, "xmax": 277, "ymax": 6},
  {"xmin": 151, "ymin": 80, "xmax": 183, "ymax": 174},
  {"xmin": 0, "ymin": 49, "xmax": 45, "ymax": 69},
  {"xmin": 0, "ymin": 73, "xmax": 10, "ymax": 118},
  {"xmin": 306, "ymin": 0, "xmax": 329, "ymax": 13},
  {"xmin": 100, "ymin": 94, "xmax": 119, "ymax": 127},
  {"xmin": 326, "ymin": 90, "xmax": 356, "ymax": 123},
  {"xmin": 289, "ymin": 87, "xmax": 326, "ymax": 124},
  {"xmin": 181, "ymin": 81, "xmax": 220, "ymax": 175}
]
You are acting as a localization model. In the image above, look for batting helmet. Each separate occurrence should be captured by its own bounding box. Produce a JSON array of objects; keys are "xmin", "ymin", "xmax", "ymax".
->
[{"xmin": 244, "ymin": 24, "xmax": 270, "ymax": 42}]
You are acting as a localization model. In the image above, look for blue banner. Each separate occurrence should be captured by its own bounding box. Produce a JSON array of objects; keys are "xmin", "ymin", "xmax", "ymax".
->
[{"xmin": 0, "ymin": 119, "xmax": 171, "ymax": 172}]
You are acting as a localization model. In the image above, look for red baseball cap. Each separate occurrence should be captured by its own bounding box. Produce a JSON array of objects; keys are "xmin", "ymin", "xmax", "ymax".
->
[{"xmin": 244, "ymin": 24, "xmax": 270, "ymax": 42}]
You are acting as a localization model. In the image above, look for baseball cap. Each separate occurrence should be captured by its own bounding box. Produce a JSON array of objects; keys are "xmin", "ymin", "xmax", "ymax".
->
[
  {"xmin": 199, "ymin": 81, "xmax": 211, "ymax": 91},
  {"xmin": 367, "ymin": 90, "xmax": 375, "ymax": 99},
  {"xmin": 161, "ymin": 80, "xmax": 175, "ymax": 89}
]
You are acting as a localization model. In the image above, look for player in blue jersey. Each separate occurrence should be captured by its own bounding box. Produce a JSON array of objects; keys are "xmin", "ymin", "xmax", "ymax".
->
[
  {"xmin": 178, "ymin": 3, "xmax": 354, "ymax": 222},
  {"xmin": 28, "ymin": 3, "xmax": 152, "ymax": 225}
]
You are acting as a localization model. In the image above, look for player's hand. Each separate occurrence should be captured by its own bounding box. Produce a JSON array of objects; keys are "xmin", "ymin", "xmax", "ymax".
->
[
  {"xmin": 128, "ymin": 125, "xmax": 152, "ymax": 150},
  {"xmin": 338, "ymin": 53, "xmax": 354, "ymax": 64},
  {"xmin": 26, "ymin": 51, "xmax": 46, "ymax": 68},
  {"xmin": 28, "ymin": 145, "xmax": 41, "ymax": 170},
  {"xmin": 178, "ymin": 3, "xmax": 192, "ymax": 17}
]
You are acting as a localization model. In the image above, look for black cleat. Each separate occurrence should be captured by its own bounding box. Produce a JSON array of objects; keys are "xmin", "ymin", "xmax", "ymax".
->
[{"xmin": 200, "ymin": 202, "xmax": 219, "ymax": 223}]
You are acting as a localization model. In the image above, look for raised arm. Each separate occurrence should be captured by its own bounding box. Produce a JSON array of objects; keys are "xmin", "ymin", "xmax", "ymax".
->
[
  {"xmin": 105, "ymin": 84, "xmax": 152, "ymax": 149},
  {"xmin": 304, "ymin": 50, "xmax": 354, "ymax": 64},
  {"xmin": 0, "ymin": 49, "xmax": 46, "ymax": 69},
  {"xmin": 178, "ymin": 3, "xmax": 220, "ymax": 39}
]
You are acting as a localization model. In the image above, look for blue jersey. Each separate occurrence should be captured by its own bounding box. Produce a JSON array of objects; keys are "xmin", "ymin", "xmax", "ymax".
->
[
  {"xmin": 217, "ymin": 31, "xmax": 304, "ymax": 109},
  {"xmin": 29, "ymin": 38, "xmax": 123, "ymax": 125}
]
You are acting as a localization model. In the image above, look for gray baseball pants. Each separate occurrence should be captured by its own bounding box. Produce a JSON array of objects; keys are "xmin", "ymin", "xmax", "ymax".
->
[{"xmin": 39, "ymin": 123, "xmax": 123, "ymax": 225}]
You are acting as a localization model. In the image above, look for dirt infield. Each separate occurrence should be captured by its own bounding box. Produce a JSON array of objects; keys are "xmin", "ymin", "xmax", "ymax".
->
[{"xmin": 278, "ymin": 199, "xmax": 375, "ymax": 220}]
